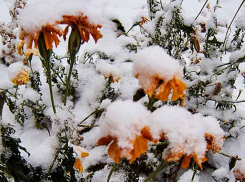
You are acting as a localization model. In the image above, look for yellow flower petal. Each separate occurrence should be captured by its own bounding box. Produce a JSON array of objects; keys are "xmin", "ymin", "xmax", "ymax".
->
[{"xmin": 12, "ymin": 68, "xmax": 29, "ymax": 85}]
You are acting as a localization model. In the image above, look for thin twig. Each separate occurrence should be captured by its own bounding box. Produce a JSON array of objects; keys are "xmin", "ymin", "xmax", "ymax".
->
[
  {"xmin": 50, "ymin": 67, "xmax": 66, "ymax": 85},
  {"xmin": 195, "ymin": 0, "xmax": 209, "ymax": 20},
  {"xmin": 216, "ymin": 150, "xmax": 241, "ymax": 160},
  {"xmin": 78, "ymin": 124, "xmax": 99, "ymax": 128},
  {"xmin": 46, "ymin": 146, "xmax": 61, "ymax": 176},
  {"xmin": 78, "ymin": 109, "xmax": 101, "ymax": 125},
  {"xmin": 223, "ymin": 0, "xmax": 245, "ymax": 50}
]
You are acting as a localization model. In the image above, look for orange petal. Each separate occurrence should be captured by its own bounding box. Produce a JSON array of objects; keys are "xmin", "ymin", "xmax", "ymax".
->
[
  {"xmin": 74, "ymin": 159, "xmax": 83, "ymax": 172},
  {"xmin": 129, "ymin": 135, "xmax": 149, "ymax": 164},
  {"xmin": 43, "ymin": 30, "xmax": 53, "ymax": 50},
  {"xmin": 146, "ymin": 77, "xmax": 159, "ymax": 98},
  {"xmin": 170, "ymin": 79, "xmax": 180, "ymax": 101},
  {"xmin": 52, "ymin": 32, "xmax": 60, "ymax": 47},
  {"xmin": 193, "ymin": 155, "xmax": 208, "ymax": 170},
  {"xmin": 97, "ymin": 135, "xmax": 114, "ymax": 146},
  {"xmin": 156, "ymin": 81, "xmax": 172, "ymax": 102},
  {"xmin": 108, "ymin": 140, "xmax": 121, "ymax": 164},
  {"xmin": 79, "ymin": 28, "xmax": 90, "ymax": 42},
  {"xmin": 63, "ymin": 26, "xmax": 69, "ymax": 41},
  {"xmin": 163, "ymin": 147, "xmax": 184, "ymax": 162},
  {"xmin": 181, "ymin": 155, "xmax": 191, "ymax": 169},
  {"xmin": 141, "ymin": 126, "xmax": 154, "ymax": 142},
  {"xmin": 26, "ymin": 37, "xmax": 33, "ymax": 50},
  {"xmin": 177, "ymin": 79, "xmax": 186, "ymax": 97},
  {"xmin": 90, "ymin": 27, "xmax": 103, "ymax": 43}
]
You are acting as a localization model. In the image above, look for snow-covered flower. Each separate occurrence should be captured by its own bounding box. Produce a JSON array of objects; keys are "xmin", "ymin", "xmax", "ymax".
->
[
  {"xmin": 233, "ymin": 159, "xmax": 245, "ymax": 181},
  {"xmin": 133, "ymin": 46, "xmax": 186, "ymax": 106},
  {"xmin": 96, "ymin": 62, "xmax": 121, "ymax": 83},
  {"xmin": 8, "ymin": 62, "xmax": 29, "ymax": 85},
  {"xmin": 151, "ymin": 106, "xmax": 225, "ymax": 170},
  {"xmin": 97, "ymin": 100, "xmax": 154, "ymax": 164},
  {"xmin": 73, "ymin": 147, "xmax": 89, "ymax": 173}
]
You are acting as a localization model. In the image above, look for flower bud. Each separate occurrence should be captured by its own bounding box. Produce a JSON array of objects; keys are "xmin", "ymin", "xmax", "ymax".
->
[
  {"xmin": 68, "ymin": 27, "xmax": 82, "ymax": 55},
  {"xmin": 37, "ymin": 32, "xmax": 52, "ymax": 60}
]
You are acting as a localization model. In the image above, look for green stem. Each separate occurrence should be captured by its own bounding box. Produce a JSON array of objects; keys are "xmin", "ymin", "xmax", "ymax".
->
[
  {"xmin": 64, "ymin": 54, "xmax": 76, "ymax": 105},
  {"xmin": 78, "ymin": 109, "xmax": 101, "ymax": 125},
  {"xmin": 46, "ymin": 59, "xmax": 56, "ymax": 114},
  {"xmin": 191, "ymin": 163, "xmax": 199, "ymax": 181},
  {"xmin": 14, "ymin": 85, "xmax": 18, "ymax": 98},
  {"xmin": 107, "ymin": 164, "xmax": 119, "ymax": 182},
  {"xmin": 144, "ymin": 161, "xmax": 170, "ymax": 182},
  {"xmin": 125, "ymin": 23, "xmax": 138, "ymax": 36},
  {"xmin": 147, "ymin": 95, "xmax": 156, "ymax": 111}
]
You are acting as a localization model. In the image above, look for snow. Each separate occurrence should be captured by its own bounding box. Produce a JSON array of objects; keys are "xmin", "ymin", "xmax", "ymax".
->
[
  {"xmin": 178, "ymin": 170, "xmax": 200, "ymax": 182},
  {"xmin": 212, "ymin": 167, "xmax": 229, "ymax": 181},
  {"xmin": 133, "ymin": 46, "xmax": 183, "ymax": 81},
  {"xmin": 96, "ymin": 61, "xmax": 121, "ymax": 82},
  {"xmin": 1, "ymin": 0, "xmax": 245, "ymax": 181}
]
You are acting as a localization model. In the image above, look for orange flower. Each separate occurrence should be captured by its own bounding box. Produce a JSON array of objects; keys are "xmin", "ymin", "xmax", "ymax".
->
[
  {"xmin": 140, "ymin": 17, "xmax": 149, "ymax": 26},
  {"xmin": 98, "ymin": 126, "xmax": 154, "ymax": 164},
  {"xmin": 160, "ymin": 132, "xmax": 223, "ymax": 170},
  {"xmin": 73, "ymin": 149, "xmax": 89, "ymax": 173},
  {"xmin": 136, "ymin": 74, "xmax": 186, "ymax": 105},
  {"xmin": 12, "ymin": 68, "xmax": 29, "ymax": 85},
  {"xmin": 19, "ymin": 24, "xmax": 63, "ymax": 52},
  {"xmin": 205, "ymin": 133, "xmax": 223, "ymax": 153},
  {"xmin": 163, "ymin": 145, "xmax": 208, "ymax": 170},
  {"xmin": 59, "ymin": 13, "xmax": 102, "ymax": 43}
]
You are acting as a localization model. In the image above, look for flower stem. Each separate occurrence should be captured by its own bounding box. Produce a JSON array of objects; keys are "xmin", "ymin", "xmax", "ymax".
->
[
  {"xmin": 46, "ymin": 58, "xmax": 56, "ymax": 114},
  {"xmin": 78, "ymin": 109, "xmax": 101, "ymax": 125},
  {"xmin": 191, "ymin": 163, "xmax": 199, "ymax": 181},
  {"xmin": 144, "ymin": 160, "xmax": 170, "ymax": 182},
  {"xmin": 147, "ymin": 95, "xmax": 156, "ymax": 111},
  {"xmin": 125, "ymin": 23, "xmax": 138, "ymax": 36},
  {"xmin": 64, "ymin": 54, "xmax": 76, "ymax": 106},
  {"xmin": 14, "ymin": 85, "xmax": 18, "ymax": 98},
  {"xmin": 107, "ymin": 163, "xmax": 119, "ymax": 182}
]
